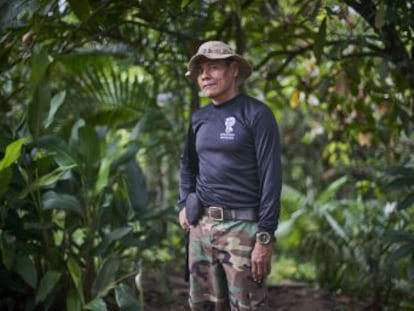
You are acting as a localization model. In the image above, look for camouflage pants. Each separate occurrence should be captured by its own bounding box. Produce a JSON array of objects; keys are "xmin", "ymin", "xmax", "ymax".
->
[{"xmin": 188, "ymin": 216, "xmax": 269, "ymax": 311}]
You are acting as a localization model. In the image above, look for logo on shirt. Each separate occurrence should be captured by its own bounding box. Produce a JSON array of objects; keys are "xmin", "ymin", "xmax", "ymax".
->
[{"xmin": 220, "ymin": 117, "xmax": 236, "ymax": 140}]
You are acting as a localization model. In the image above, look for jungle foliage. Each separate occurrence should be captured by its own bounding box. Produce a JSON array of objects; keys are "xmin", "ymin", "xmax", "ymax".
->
[{"xmin": 0, "ymin": 0, "xmax": 413, "ymax": 310}]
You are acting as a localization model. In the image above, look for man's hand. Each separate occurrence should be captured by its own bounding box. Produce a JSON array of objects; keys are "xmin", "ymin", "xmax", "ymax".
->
[
  {"xmin": 179, "ymin": 208, "xmax": 190, "ymax": 231},
  {"xmin": 251, "ymin": 243, "xmax": 272, "ymax": 283}
]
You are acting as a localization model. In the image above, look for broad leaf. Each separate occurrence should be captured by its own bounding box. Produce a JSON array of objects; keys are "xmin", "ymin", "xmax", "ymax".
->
[
  {"xmin": 43, "ymin": 191, "xmax": 83, "ymax": 215},
  {"xmin": 0, "ymin": 232, "xmax": 16, "ymax": 270},
  {"xmin": 44, "ymin": 90, "xmax": 66, "ymax": 129},
  {"xmin": 35, "ymin": 270, "xmax": 62, "ymax": 304},
  {"xmin": 67, "ymin": 257, "xmax": 85, "ymax": 305},
  {"xmin": 95, "ymin": 158, "xmax": 111, "ymax": 195},
  {"xmin": 0, "ymin": 137, "xmax": 28, "ymax": 171},
  {"xmin": 14, "ymin": 255, "xmax": 37, "ymax": 288},
  {"xmin": 28, "ymin": 48, "xmax": 51, "ymax": 138},
  {"xmin": 115, "ymin": 283, "xmax": 140, "ymax": 311},
  {"xmin": 36, "ymin": 136, "xmax": 80, "ymax": 168},
  {"xmin": 19, "ymin": 167, "xmax": 73, "ymax": 199},
  {"xmin": 124, "ymin": 160, "xmax": 148, "ymax": 214},
  {"xmin": 92, "ymin": 255, "xmax": 120, "ymax": 298},
  {"xmin": 84, "ymin": 298, "xmax": 107, "ymax": 311},
  {"xmin": 95, "ymin": 227, "xmax": 132, "ymax": 255},
  {"xmin": 66, "ymin": 289, "xmax": 82, "ymax": 311}
]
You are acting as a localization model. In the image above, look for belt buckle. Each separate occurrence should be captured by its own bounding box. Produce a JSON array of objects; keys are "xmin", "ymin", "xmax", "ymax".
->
[{"xmin": 209, "ymin": 206, "xmax": 224, "ymax": 221}]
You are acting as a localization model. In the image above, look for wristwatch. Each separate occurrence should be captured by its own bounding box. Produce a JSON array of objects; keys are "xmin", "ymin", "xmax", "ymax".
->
[{"xmin": 256, "ymin": 232, "xmax": 273, "ymax": 245}]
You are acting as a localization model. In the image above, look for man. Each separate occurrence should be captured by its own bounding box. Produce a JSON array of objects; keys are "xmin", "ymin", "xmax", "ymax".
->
[{"xmin": 178, "ymin": 41, "xmax": 282, "ymax": 311}]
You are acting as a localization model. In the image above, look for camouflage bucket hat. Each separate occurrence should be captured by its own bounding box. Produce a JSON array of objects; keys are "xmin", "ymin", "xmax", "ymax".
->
[{"xmin": 185, "ymin": 41, "xmax": 252, "ymax": 83}]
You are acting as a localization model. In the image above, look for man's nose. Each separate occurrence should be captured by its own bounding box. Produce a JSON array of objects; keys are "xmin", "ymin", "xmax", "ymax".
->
[{"xmin": 200, "ymin": 68, "xmax": 210, "ymax": 80}]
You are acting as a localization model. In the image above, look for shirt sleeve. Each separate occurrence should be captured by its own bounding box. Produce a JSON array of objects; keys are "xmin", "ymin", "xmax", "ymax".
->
[
  {"xmin": 253, "ymin": 105, "xmax": 282, "ymax": 235},
  {"xmin": 178, "ymin": 119, "xmax": 199, "ymax": 210}
]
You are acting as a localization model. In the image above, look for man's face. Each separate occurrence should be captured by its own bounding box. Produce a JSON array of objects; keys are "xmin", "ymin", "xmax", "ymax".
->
[{"xmin": 195, "ymin": 58, "xmax": 239, "ymax": 105}]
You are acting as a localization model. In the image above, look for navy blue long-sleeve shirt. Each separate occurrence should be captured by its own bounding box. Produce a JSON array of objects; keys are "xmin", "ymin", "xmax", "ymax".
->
[{"xmin": 179, "ymin": 93, "xmax": 282, "ymax": 235}]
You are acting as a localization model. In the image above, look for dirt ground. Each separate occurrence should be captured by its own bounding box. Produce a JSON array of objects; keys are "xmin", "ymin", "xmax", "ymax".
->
[{"xmin": 143, "ymin": 274, "xmax": 366, "ymax": 311}]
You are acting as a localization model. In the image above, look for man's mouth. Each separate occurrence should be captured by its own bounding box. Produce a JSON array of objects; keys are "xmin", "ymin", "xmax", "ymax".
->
[{"xmin": 203, "ymin": 83, "xmax": 215, "ymax": 89}]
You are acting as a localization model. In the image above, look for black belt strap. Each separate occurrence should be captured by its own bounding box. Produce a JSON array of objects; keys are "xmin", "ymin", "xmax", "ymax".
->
[{"xmin": 204, "ymin": 206, "xmax": 257, "ymax": 221}]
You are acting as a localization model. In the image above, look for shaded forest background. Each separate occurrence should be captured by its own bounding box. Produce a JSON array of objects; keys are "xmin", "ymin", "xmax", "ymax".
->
[{"xmin": 0, "ymin": 0, "xmax": 413, "ymax": 310}]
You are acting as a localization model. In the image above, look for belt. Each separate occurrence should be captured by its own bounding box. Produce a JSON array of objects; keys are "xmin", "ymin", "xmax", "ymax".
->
[{"xmin": 204, "ymin": 206, "xmax": 257, "ymax": 221}]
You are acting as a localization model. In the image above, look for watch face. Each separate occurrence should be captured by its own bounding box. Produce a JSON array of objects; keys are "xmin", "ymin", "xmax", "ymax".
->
[{"xmin": 257, "ymin": 232, "xmax": 271, "ymax": 245}]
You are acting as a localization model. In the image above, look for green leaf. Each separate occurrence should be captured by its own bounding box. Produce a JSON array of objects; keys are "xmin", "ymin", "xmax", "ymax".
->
[
  {"xmin": 385, "ymin": 230, "xmax": 414, "ymax": 243},
  {"xmin": 0, "ymin": 232, "xmax": 16, "ymax": 270},
  {"xmin": 30, "ymin": 48, "xmax": 50, "ymax": 94},
  {"xmin": 314, "ymin": 17, "xmax": 326, "ymax": 63},
  {"xmin": 106, "ymin": 227, "xmax": 132, "ymax": 245},
  {"xmin": 115, "ymin": 283, "xmax": 140, "ymax": 311},
  {"xmin": 92, "ymin": 255, "xmax": 120, "ymax": 297},
  {"xmin": 67, "ymin": 257, "xmax": 85, "ymax": 305},
  {"xmin": 29, "ymin": 48, "xmax": 51, "ymax": 138},
  {"xmin": 323, "ymin": 211, "xmax": 348, "ymax": 242},
  {"xmin": 0, "ymin": 137, "xmax": 29, "ymax": 171},
  {"xmin": 44, "ymin": 90, "xmax": 66, "ymax": 128},
  {"xmin": 84, "ymin": 298, "xmax": 107, "ymax": 311},
  {"xmin": 43, "ymin": 191, "xmax": 83, "ymax": 215},
  {"xmin": 375, "ymin": 1, "xmax": 386, "ymax": 30},
  {"xmin": 95, "ymin": 157, "xmax": 111, "ymax": 195},
  {"xmin": 0, "ymin": 167, "xmax": 12, "ymax": 198},
  {"xmin": 35, "ymin": 270, "xmax": 62, "ymax": 304},
  {"xmin": 67, "ymin": 0, "xmax": 91, "ymax": 22},
  {"xmin": 36, "ymin": 136, "xmax": 80, "ymax": 168},
  {"xmin": 124, "ymin": 161, "xmax": 148, "ymax": 214},
  {"xmin": 19, "ymin": 167, "xmax": 73, "ymax": 199},
  {"xmin": 66, "ymin": 289, "xmax": 82, "ymax": 311},
  {"xmin": 14, "ymin": 254, "xmax": 38, "ymax": 288},
  {"xmin": 397, "ymin": 192, "xmax": 414, "ymax": 210},
  {"xmin": 96, "ymin": 227, "xmax": 132, "ymax": 255},
  {"xmin": 83, "ymin": 107, "xmax": 140, "ymax": 128},
  {"xmin": 389, "ymin": 244, "xmax": 414, "ymax": 262},
  {"xmin": 317, "ymin": 176, "xmax": 347, "ymax": 204}
]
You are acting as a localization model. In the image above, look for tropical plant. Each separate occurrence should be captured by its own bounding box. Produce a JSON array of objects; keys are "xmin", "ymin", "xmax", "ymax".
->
[
  {"xmin": 0, "ymin": 45, "xmax": 178, "ymax": 310},
  {"xmin": 307, "ymin": 186, "xmax": 412, "ymax": 309}
]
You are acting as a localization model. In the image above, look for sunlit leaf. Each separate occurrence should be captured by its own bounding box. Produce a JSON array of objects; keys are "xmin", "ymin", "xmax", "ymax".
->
[
  {"xmin": 67, "ymin": 257, "xmax": 85, "ymax": 305},
  {"xmin": 289, "ymin": 89, "xmax": 300, "ymax": 109},
  {"xmin": 45, "ymin": 90, "xmax": 66, "ymax": 128},
  {"xmin": 0, "ymin": 137, "xmax": 29, "ymax": 171},
  {"xmin": 95, "ymin": 158, "xmax": 111, "ymax": 195}
]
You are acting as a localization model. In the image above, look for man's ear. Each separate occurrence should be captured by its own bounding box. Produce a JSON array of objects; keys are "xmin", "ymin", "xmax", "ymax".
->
[{"xmin": 230, "ymin": 61, "xmax": 239, "ymax": 78}]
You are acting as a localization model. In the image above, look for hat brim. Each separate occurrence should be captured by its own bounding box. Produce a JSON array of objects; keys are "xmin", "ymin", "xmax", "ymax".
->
[{"xmin": 186, "ymin": 54, "xmax": 252, "ymax": 84}]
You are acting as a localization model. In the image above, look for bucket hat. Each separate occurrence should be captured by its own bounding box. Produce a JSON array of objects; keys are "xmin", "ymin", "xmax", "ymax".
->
[{"xmin": 186, "ymin": 41, "xmax": 252, "ymax": 83}]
